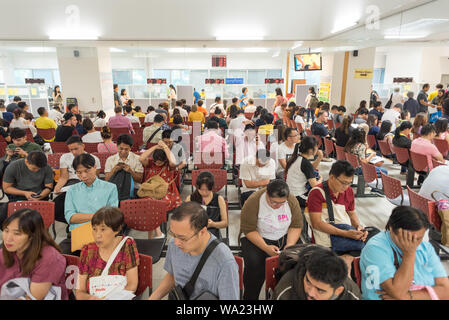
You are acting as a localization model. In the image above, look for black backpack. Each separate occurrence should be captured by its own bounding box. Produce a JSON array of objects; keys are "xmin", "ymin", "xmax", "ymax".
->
[
  {"xmin": 108, "ymin": 169, "xmax": 134, "ymax": 201},
  {"xmin": 274, "ymin": 244, "xmax": 322, "ymax": 282}
]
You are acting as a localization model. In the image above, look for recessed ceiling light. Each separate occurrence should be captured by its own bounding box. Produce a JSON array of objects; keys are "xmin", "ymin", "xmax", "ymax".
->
[
  {"xmin": 215, "ymin": 35, "xmax": 264, "ymax": 41},
  {"xmin": 110, "ymin": 48, "xmax": 126, "ymax": 53},
  {"xmin": 24, "ymin": 47, "xmax": 56, "ymax": 53},
  {"xmin": 48, "ymin": 29, "xmax": 99, "ymax": 40},
  {"xmin": 241, "ymin": 48, "xmax": 269, "ymax": 53}
]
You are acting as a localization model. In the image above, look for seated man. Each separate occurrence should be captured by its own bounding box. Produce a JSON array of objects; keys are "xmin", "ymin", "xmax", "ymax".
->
[
  {"xmin": 161, "ymin": 129, "xmax": 186, "ymax": 170},
  {"xmin": 61, "ymin": 153, "xmax": 118, "ymax": 254},
  {"xmin": 149, "ymin": 202, "xmax": 239, "ymax": 300},
  {"xmin": 311, "ymin": 111, "xmax": 330, "ymax": 138},
  {"xmin": 1, "ymin": 128, "xmax": 41, "ymax": 175},
  {"xmin": 35, "ymin": 107, "xmax": 58, "ymax": 142},
  {"xmin": 273, "ymin": 244, "xmax": 361, "ymax": 300},
  {"xmin": 196, "ymin": 120, "xmax": 228, "ymax": 162},
  {"xmin": 124, "ymin": 105, "xmax": 140, "ymax": 124},
  {"xmin": 208, "ymin": 107, "xmax": 228, "ymax": 129},
  {"xmin": 306, "ymin": 160, "xmax": 368, "ymax": 273},
  {"xmin": 361, "ymin": 206, "xmax": 449, "ymax": 300},
  {"xmin": 258, "ymin": 113, "xmax": 274, "ymax": 135},
  {"xmin": 143, "ymin": 114, "xmax": 165, "ymax": 144},
  {"xmin": 53, "ymin": 136, "xmax": 101, "ymax": 223},
  {"xmin": 105, "ymin": 134, "xmax": 144, "ymax": 192},
  {"xmin": 354, "ymin": 109, "xmax": 369, "ymax": 125},
  {"xmin": 239, "ymin": 148, "xmax": 276, "ymax": 206},
  {"xmin": 1, "ymin": 151, "xmax": 53, "ymax": 223},
  {"xmin": 108, "ymin": 106, "xmax": 134, "ymax": 134},
  {"xmin": 240, "ymin": 180, "xmax": 303, "ymax": 300},
  {"xmin": 55, "ymin": 112, "xmax": 78, "ymax": 142}
]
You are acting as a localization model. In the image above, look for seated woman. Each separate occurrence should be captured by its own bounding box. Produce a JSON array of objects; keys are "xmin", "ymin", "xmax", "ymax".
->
[
  {"xmin": 10, "ymin": 108, "xmax": 37, "ymax": 137},
  {"xmin": 172, "ymin": 114, "xmax": 188, "ymax": 131},
  {"xmin": 139, "ymin": 142, "xmax": 182, "ymax": 238},
  {"xmin": 285, "ymin": 136, "xmax": 323, "ymax": 209},
  {"xmin": 360, "ymin": 206, "xmax": 449, "ymax": 300},
  {"xmin": 185, "ymin": 171, "xmax": 228, "ymax": 239},
  {"xmin": 334, "ymin": 115, "xmax": 354, "ymax": 148},
  {"xmin": 75, "ymin": 207, "xmax": 139, "ymax": 300},
  {"xmin": 434, "ymin": 118, "xmax": 449, "ymax": 146},
  {"xmin": 93, "ymin": 111, "xmax": 107, "ymax": 128},
  {"xmin": 392, "ymin": 121, "xmax": 413, "ymax": 175},
  {"xmin": 0, "ymin": 209, "xmax": 67, "ymax": 300},
  {"xmin": 294, "ymin": 107, "xmax": 307, "ymax": 124},
  {"xmin": 97, "ymin": 126, "xmax": 118, "ymax": 154},
  {"xmin": 169, "ymin": 108, "xmax": 181, "ymax": 123},
  {"xmin": 412, "ymin": 113, "xmax": 428, "ymax": 138},
  {"xmin": 346, "ymin": 127, "xmax": 388, "ymax": 175},
  {"xmin": 367, "ymin": 114, "xmax": 380, "ymax": 136},
  {"xmin": 411, "ymin": 123, "xmax": 445, "ymax": 175}
]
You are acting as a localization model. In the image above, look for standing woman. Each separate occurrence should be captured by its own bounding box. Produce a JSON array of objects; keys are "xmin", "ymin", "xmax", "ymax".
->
[
  {"xmin": 305, "ymin": 87, "xmax": 317, "ymax": 125},
  {"xmin": 120, "ymin": 89, "xmax": 129, "ymax": 106},
  {"xmin": 185, "ymin": 171, "xmax": 228, "ymax": 239},
  {"xmin": 0, "ymin": 209, "xmax": 67, "ymax": 300},
  {"xmin": 52, "ymin": 85, "xmax": 63, "ymax": 109},
  {"xmin": 168, "ymin": 85, "xmax": 177, "ymax": 110},
  {"xmin": 272, "ymin": 88, "xmax": 285, "ymax": 113}
]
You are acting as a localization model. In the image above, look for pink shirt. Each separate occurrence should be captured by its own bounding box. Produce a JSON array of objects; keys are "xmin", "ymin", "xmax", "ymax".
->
[
  {"xmin": 196, "ymin": 129, "xmax": 229, "ymax": 159},
  {"xmin": 0, "ymin": 246, "xmax": 68, "ymax": 300},
  {"xmin": 107, "ymin": 114, "xmax": 133, "ymax": 133},
  {"xmin": 411, "ymin": 137, "xmax": 441, "ymax": 170},
  {"xmin": 97, "ymin": 142, "xmax": 118, "ymax": 154}
]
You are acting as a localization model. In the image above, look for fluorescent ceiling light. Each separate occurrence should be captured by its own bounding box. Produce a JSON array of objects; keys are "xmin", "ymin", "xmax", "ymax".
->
[
  {"xmin": 24, "ymin": 47, "xmax": 56, "ymax": 53},
  {"xmin": 311, "ymin": 47, "xmax": 322, "ymax": 53},
  {"xmin": 291, "ymin": 41, "xmax": 303, "ymax": 50},
  {"xmin": 241, "ymin": 48, "xmax": 269, "ymax": 53},
  {"xmin": 331, "ymin": 21, "xmax": 358, "ymax": 34},
  {"xmin": 384, "ymin": 34, "xmax": 428, "ymax": 40},
  {"xmin": 110, "ymin": 48, "xmax": 126, "ymax": 53},
  {"xmin": 206, "ymin": 48, "xmax": 231, "ymax": 53},
  {"xmin": 167, "ymin": 48, "xmax": 198, "ymax": 53},
  {"xmin": 384, "ymin": 18, "xmax": 448, "ymax": 40},
  {"xmin": 272, "ymin": 50, "xmax": 280, "ymax": 58},
  {"xmin": 215, "ymin": 35, "xmax": 264, "ymax": 40},
  {"xmin": 48, "ymin": 29, "xmax": 99, "ymax": 40}
]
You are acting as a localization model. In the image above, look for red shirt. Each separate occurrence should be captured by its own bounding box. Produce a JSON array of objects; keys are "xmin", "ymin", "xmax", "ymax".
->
[{"xmin": 307, "ymin": 182, "xmax": 355, "ymax": 213}]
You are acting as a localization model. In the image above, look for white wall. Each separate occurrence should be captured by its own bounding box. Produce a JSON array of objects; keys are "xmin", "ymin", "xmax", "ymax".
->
[
  {"xmin": 384, "ymin": 47, "xmax": 423, "ymax": 84},
  {"xmin": 374, "ymin": 53, "xmax": 386, "ymax": 69}
]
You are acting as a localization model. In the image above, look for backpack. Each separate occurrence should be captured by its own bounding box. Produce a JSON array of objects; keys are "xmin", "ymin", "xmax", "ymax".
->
[
  {"xmin": 108, "ymin": 169, "xmax": 134, "ymax": 201},
  {"xmin": 274, "ymin": 244, "xmax": 321, "ymax": 282},
  {"xmin": 309, "ymin": 95, "xmax": 319, "ymax": 109}
]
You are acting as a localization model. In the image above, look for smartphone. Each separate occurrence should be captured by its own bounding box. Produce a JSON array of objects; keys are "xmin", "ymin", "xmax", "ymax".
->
[{"xmin": 31, "ymin": 192, "xmax": 41, "ymax": 198}]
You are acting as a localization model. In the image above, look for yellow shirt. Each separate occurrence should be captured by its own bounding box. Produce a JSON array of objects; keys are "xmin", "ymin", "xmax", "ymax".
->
[
  {"xmin": 134, "ymin": 112, "xmax": 146, "ymax": 118},
  {"xmin": 258, "ymin": 124, "xmax": 274, "ymax": 135},
  {"xmin": 188, "ymin": 111, "xmax": 205, "ymax": 124},
  {"xmin": 428, "ymin": 90, "xmax": 439, "ymax": 103},
  {"xmin": 35, "ymin": 116, "xmax": 57, "ymax": 142}
]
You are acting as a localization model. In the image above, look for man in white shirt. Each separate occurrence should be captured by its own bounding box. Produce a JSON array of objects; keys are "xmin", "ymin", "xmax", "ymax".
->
[
  {"xmin": 53, "ymin": 135, "xmax": 101, "ymax": 223},
  {"xmin": 274, "ymin": 103, "xmax": 286, "ymax": 120},
  {"xmin": 208, "ymin": 96, "xmax": 226, "ymax": 116},
  {"xmin": 244, "ymin": 99, "xmax": 257, "ymax": 114},
  {"xmin": 48, "ymin": 106, "xmax": 64, "ymax": 125},
  {"xmin": 239, "ymin": 148, "xmax": 276, "ymax": 206},
  {"xmin": 171, "ymin": 100, "xmax": 188, "ymax": 118},
  {"xmin": 124, "ymin": 106, "xmax": 140, "ymax": 124},
  {"xmin": 391, "ymin": 88, "xmax": 404, "ymax": 107},
  {"xmin": 381, "ymin": 104, "xmax": 402, "ymax": 131},
  {"xmin": 145, "ymin": 106, "xmax": 157, "ymax": 123}
]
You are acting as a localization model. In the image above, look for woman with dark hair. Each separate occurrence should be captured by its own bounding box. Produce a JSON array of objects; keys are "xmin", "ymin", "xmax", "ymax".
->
[
  {"xmin": 93, "ymin": 110, "xmax": 107, "ymax": 128},
  {"xmin": 412, "ymin": 113, "xmax": 428, "ymax": 137},
  {"xmin": 377, "ymin": 120, "xmax": 394, "ymax": 152},
  {"xmin": 335, "ymin": 115, "xmax": 354, "ymax": 147},
  {"xmin": 434, "ymin": 118, "xmax": 449, "ymax": 145},
  {"xmin": 356, "ymin": 100, "xmax": 367, "ymax": 115},
  {"xmin": 411, "ymin": 123, "xmax": 445, "ymax": 173},
  {"xmin": 305, "ymin": 87, "xmax": 318, "ymax": 124},
  {"xmin": 253, "ymin": 107, "xmax": 267, "ymax": 127},
  {"xmin": 286, "ymin": 136, "xmax": 323, "ymax": 208},
  {"xmin": 120, "ymin": 89, "xmax": 129, "ymax": 106},
  {"xmin": 0, "ymin": 209, "xmax": 67, "ymax": 300},
  {"xmin": 360, "ymin": 206, "xmax": 449, "ymax": 300},
  {"xmin": 393, "ymin": 121, "xmax": 413, "ymax": 175},
  {"xmin": 75, "ymin": 207, "xmax": 139, "ymax": 300},
  {"xmin": 185, "ymin": 171, "xmax": 228, "ymax": 239},
  {"xmin": 74, "ymin": 114, "xmax": 86, "ymax": 135},
  {"xmin": 169, "ymin": 84, "xmax": 177, "ymax": 109},
  {"xmin": 272, "ymin": 87, "xmax": 285, "ymax": 113},
  {"xmin": 82, "ymin": 118, "xmax": 103, "ymax": 143},
  {"xmin": 52, "ymin": 85, "xmax": 63, "ymax": 109},
  {"xmin": 97, "ymin": 127, "xmax": 118, "ymax": 153},
  {"xmin": 367, "ymin": 114, "xmax": 380, "ymax": 136},
  {"xmin": 294, "ymin": 107, "xmax": 306, "ymax": 125},
  {"xmin": 226, "ymin": 104, "xmax": 239, "ymax": 125},
  {"xmin": 10, "ymin": 108, "xmax": 37, "ymax": 137},
  {"xmin": 139, "ymin": 143, "xmax": 182, "ymax": 238}
]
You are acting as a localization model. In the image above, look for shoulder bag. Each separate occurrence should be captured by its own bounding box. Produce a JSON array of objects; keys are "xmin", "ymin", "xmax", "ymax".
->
[
  {"xmin": 168, "ymin": 239, "xmax": 220, "ymax": 300},
  {"xmin": 137, "ymin": 166, "xmax": 176, "ymax": 200},
  {"xmin": 89, "ymin": 236, "xmax": 135, "ymax": 300}
]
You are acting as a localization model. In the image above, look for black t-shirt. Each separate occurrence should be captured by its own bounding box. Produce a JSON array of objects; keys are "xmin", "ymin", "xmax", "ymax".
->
[
  {"xmin": 335, "ymin": 126, "xmax": 353, "ymax": 147},
  {"xmin": 369, "ymin": 109, "xmax": 383, "ymax": 121},
  {"xmin": 393, "ymin": 135, "xmax": 412, "ymax": 149},
  {"xmin": 417, "ymin": 90, "xmax": 428, "ymax": 113},
  {"xmin": 443, "ymin": 99, "xmax": 449, "ymax": 116},
  {"xmin": 55, "ymin": 125, "xmax": 76, "ymax": 142},
  {"xmin": 300, "ymin": 157, "xmax": 316, "ymax": 180},
  {"xmin": 311, "ymin": 122, "xmax": 329, "ymax": 137}
]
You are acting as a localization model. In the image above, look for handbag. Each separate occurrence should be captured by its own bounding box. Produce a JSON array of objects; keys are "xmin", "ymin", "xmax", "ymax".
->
[
  {"xmin": 385, "ymin": 94, "xmax": 393, "ymax": 109},
  {"xmin": 137, "ymin": 166, "xmax": 175, "ymax": 200},
  {"xmin": 322, "ymin": 181, "xmax": 366, "ymax": 252},
  {"xmin": 168, "ymin": 239, "xmax": 220, "ymax": 300},
  {"xmin": 89, "ymin": 236, "xmax": 135, "ymax": 300}
]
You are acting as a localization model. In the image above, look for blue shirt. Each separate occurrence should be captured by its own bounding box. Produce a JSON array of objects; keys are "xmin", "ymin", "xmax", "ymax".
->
[
  {"xmin": 360, "ymin": 231, "xmax": 447, "ymax": 300},
  {"xmin": 311, "ymin": 121, "xmax": 329, "ymax": 137},
  {"xmin": 239, "ymin": 94, "xmax": 248, "ymax": 109},
  {"xmin": 193, "ymin": 91, "xmax": 201, "ymax": 104},
  {"xmin": 64, "ymin": 178, "xmax": 119, "ymax": 231}
]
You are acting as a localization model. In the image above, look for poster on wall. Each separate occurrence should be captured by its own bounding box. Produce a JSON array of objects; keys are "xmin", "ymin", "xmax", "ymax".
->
[
  {"xmin": 319, "ymin": 82, "xmax": 331, "ymax": 103},
  {"xmin": 354, "ymin": 69, "xmax": 373, "ymax": 79}
]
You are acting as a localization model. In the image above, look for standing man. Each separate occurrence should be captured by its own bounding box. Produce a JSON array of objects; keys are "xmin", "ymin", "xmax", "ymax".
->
[
  {"xmin": 113, "ymin": 84, "xmax": 122, "ymax": 108},
  {"xmin": 193, "ymin": 88, "xmax": 201, "ymax": 105},
  {"xmin": 417, "ymin": 83, "xmax": 436, "ymax": 114}
]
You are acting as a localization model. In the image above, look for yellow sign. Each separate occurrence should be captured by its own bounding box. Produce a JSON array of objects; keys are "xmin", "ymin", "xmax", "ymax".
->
[
  {"xmin": 0, "ymin": 88, "xmax": 4, "ymax": 96},
  {"xmin": 319, "ymin": 82, "xmax": 331, "ymax": 102},
  {"xmin": 31, "ymin": 88, "xmax": 37, "ymax": 96},
  {"xmin": 354, "ymin": 69, "xmax": 373, "ymax": 79}
]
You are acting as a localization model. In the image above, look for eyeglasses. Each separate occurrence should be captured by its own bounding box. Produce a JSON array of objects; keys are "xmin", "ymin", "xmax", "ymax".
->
[
  {"xmin": 168, "ymin": 229, "xmax": 200, "ymax": 243},
  {"xmin": 267, "ymin": 196, "xmax": 287, "ymax": 207},
  {"xmin": 289, "ymin": 134, "xmax": 299, "ymax": 138},
  {"xmin": 336, "ymin": 177, "xmax": 353, "ymax": 186}
]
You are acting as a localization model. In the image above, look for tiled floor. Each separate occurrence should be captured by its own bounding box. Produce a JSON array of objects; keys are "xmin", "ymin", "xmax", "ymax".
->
[{"xmin": 1, "ymin": 157, "xmax": 448, "ymax": 300}]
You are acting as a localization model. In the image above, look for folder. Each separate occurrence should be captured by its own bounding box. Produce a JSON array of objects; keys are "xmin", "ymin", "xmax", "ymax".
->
[{"xmin": 71, "ymin": 222, "xmax": 95, "ymax": 252}]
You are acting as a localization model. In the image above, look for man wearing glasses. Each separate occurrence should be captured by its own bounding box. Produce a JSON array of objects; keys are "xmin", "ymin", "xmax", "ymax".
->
[
  {"xmin": 306, "ymin": 160, "xmax": 368, "ymax": 275},
  {"xmin": 149, "ymin": 202, "xmax": 239, "ymax": 300},
  {"xmin": 239, "ymin": 179, "xmax": 303, "ymax": 300}
]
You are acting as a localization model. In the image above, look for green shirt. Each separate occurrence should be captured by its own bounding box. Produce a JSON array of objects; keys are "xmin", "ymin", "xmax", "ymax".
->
[{"xmin": 5, "ymin": 142, "xmax": 42, "ymax": 162}]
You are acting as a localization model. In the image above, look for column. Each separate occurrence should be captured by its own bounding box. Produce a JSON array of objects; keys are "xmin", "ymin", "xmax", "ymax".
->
[{"xmin": 56, "ymin": 47, "xmax": 114, "ymax": 115}]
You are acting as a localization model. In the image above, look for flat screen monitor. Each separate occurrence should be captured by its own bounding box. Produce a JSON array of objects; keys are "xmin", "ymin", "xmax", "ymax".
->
[{"xmin": 294, "ymin": 53, "xmax": 322, "ymax": 71}]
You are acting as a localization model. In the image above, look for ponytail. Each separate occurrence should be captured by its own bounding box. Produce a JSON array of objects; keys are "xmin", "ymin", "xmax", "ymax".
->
[
  {"xmin": 285, "ymin": 136, "xmax": 318, "ymax": 173},
  {"xmin": 394, "ymin": 127, "xmax": 401, "ymax": 141},
  {"xmin": 286, "ymin": 143, "xmax": 301, "ymax": 173}
]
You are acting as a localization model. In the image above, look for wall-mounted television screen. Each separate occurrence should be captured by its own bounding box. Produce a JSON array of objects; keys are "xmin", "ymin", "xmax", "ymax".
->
[{"xmin": 294, "ymin": 53, "xmax": 322, "ymax": 71}]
